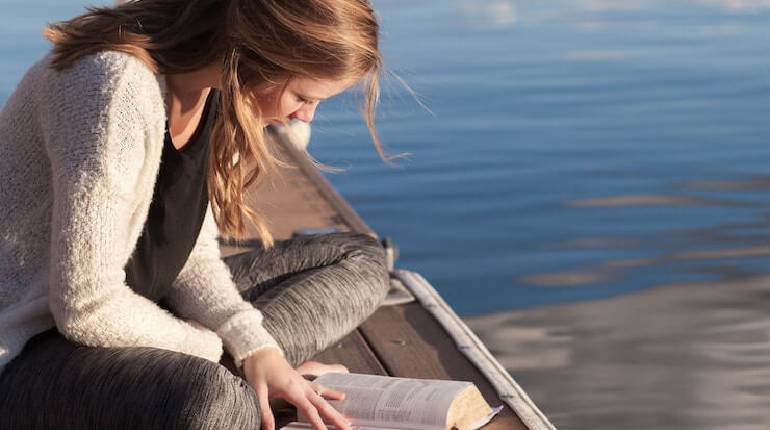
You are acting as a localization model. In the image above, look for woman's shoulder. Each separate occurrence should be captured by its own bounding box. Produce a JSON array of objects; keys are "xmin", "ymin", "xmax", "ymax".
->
[
  {"xmin": 40, "ymin": 49, "xmax": 165, "ymax": 122},
  {"xmin": 27, "ymin": 50, "xmax": 168, "ymax": 171},
  {"xmin": 50, "ymin": 50, "xmax": 156, "ymax": 84}
]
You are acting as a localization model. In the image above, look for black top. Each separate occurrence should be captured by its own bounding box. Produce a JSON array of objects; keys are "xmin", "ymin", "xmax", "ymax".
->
[{"xmin": 125, "ymin": 89, "xmax": 220, "ymax": 302}]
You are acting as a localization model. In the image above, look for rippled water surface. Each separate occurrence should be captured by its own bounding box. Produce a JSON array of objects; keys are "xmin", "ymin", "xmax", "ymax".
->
[
  {"xmin": 311, "ymin": 1, "xmax": 770, "ymax": 428},
  {"xmin": 2, "ymin": 1, "xmax": 770, "ymax": 429}
]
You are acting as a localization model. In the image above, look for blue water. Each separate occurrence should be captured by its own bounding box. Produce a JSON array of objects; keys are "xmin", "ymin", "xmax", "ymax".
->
[
  {"xmin": 309, "ymin": 0, "xmax": 770, "ymax": 314},
  {"xmin": 3, "ymin": 1, "xmax": 770, "ymax": 429}
]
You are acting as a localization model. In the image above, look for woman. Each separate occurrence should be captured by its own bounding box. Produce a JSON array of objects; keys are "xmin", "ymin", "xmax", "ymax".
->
[{"xmin": 0, "ymin": 0, "xmax": 389, "ymax": 429}]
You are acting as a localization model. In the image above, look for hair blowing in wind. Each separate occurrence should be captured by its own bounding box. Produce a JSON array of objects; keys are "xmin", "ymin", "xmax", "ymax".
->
[{"xmin": 44, "ymin": 0, "xmax": 384, "ymax": 246}]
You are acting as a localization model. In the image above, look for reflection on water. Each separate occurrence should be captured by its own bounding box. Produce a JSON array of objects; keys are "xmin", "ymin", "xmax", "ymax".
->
[
  {"xmin": 466, "ymin": 273, "xmax": 770, "ymax": 429},
  {"xmin": 457, "ymin": 0, "xmax": 518, "ymax": 28},
  {"xmin": 522, "ymin": 176, "xmax": 770, "ymax": 289},
  {"xmin": 462, "ymin": 175, "xmax": 770, "ymax": 429},
  {"xmin": 494, "ymin": 175, "xmax": 770, "ymax": 427}
]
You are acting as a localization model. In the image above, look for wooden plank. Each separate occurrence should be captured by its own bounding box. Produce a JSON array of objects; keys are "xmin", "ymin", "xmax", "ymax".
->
[
  {"xmin": 219, "ymin": 136, "xmax": 360, "ymax": 257},
  {"xmin": 311, "ymin": 329, "xmax": 388, "ymax": 376},
  {"xmin": 359, "ymin": 304, "xmax": 528, "ymax": 430},
  {"xmin": 223, "ymin": 134, "xmax": 366, "ymax": 247},
  {"xmin": 271, "ymin": 130, "xmax": 372, "ymax": 235}
]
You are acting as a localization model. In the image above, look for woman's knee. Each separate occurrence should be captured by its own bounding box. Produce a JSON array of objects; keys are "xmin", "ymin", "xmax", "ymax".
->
[
  {"xmin": 329, "ymin": 231, "xmax": 384, "ymax": 254},
  {"xmin": 320, "ymin": 232, "xmax": 391, "ymax": 312},
  {"xmin": 342, "ymin": 233, "xmax": 390, "ymax": 291},
  {"xmin": 326, "ymin": 232, "xmax": 388, "ymax": 274}
]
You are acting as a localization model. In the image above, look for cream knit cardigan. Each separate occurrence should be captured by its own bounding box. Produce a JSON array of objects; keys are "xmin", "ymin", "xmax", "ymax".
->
[{"xmin": 0, "ymin": 50, "xmax": 282, "ymax": 375}]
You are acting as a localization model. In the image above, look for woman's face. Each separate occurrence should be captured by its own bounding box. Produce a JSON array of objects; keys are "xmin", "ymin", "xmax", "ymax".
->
[{"xmin": 255, "ymin": 77, "xmax": 355, "ymax": 125}]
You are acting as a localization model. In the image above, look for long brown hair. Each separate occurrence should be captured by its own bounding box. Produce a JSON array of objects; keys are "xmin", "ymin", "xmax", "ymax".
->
[{"xmin": 44, "ymin": 0, "xmax": 383, "ymax": 247}]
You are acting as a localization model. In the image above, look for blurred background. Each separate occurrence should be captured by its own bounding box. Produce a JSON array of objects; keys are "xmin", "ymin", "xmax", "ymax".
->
[{"xmin": 2, "ymin": 1, "xmax": 769, "ymax": 429}]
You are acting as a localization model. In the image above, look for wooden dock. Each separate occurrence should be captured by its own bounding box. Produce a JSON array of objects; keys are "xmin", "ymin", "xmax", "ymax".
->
[{"xmin": 218, "ymin": 129, "xmax": 543, "ymax": 430}]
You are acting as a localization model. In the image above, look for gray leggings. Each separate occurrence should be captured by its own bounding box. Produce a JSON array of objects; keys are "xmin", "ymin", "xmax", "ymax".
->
[{"xmin": 0, "ymin": 232, "xmax": 389, "ymax": 430}]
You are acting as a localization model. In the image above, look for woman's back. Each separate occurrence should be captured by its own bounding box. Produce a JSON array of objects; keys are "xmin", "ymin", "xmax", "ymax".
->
[
  {"xmin": 0, "ymin": 50, "xmax": 168, "ymax": 373},
  {"xmin": 0, "ymin": 55, "xmax": 51, "ymax": 309}
]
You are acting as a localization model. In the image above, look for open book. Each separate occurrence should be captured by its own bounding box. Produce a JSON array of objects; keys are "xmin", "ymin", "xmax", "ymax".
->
[{"xmin": 280, "ymin": 373, "xmax": 504, "ymax": 430}]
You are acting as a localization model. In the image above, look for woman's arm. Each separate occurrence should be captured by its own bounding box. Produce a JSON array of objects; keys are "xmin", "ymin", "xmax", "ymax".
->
[
  {"xmin": 167, "ymin": 212, "xmax": 358, "ymax": 430},
  {"xmin": 165, "ymin": 205, "xmax": 283, "ymax": 366},
  {"xmin": 46, "ymin": 52, "xmax": 222, "ymax": 361}
]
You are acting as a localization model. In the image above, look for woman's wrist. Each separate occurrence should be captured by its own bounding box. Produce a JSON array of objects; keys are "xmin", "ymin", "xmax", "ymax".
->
[{"xmin": 241, "ymin": 344, "xmax": 284, "ymax": 369}]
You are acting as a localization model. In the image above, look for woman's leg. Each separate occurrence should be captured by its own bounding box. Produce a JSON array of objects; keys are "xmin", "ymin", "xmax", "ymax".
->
[
  {"xmin": 0, "ymin": 232, "xmax": 387, "ymax": 429},
  {"xmin": 224, "ymin": 232, "xmax": 390, "ymax": 368},
  {"xmin": 0, "ymin": 328, "xmax": 260, "ymax": 430}
]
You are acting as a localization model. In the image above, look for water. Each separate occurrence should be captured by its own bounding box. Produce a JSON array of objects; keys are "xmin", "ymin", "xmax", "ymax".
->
[
  {"xmin": 2, "ymin": 1, "xmax": 769, "ymax": 428},
  {"xmin": 310, "ymin": 1, "xmax": 770, "ymax": 428}
]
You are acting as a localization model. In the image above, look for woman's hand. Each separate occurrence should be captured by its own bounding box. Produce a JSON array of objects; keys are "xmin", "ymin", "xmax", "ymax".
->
[
  {"xmin": 242, "ymin": 348, "xmax": 352, "ymax": 430},
  {"xmin": 296, "ymin": 360, "xmax": 350, "ymax": 379}
]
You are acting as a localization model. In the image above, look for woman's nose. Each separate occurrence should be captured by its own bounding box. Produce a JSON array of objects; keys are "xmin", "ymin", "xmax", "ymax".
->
[{"xmin": 290, "ymin": 104, "xmax": 317, "ymax": 123}]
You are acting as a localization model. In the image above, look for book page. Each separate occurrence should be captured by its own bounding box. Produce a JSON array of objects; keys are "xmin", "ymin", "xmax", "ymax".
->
[
  {"xmin": 281, "ymin": 423, "xmax": 401, "ymax": 430},
  {"xmin": 307, "ymin": 373, "xmax": 471, "ymax": 430}
]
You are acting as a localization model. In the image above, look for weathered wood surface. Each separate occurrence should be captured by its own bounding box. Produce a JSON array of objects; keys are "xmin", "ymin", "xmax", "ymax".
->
[
  {"xmin": 222, "ymin": 131, "xmax": 529, "ymax": 429},
  {"xmin": 313, "ymin": 329, "xmax": 388, "ymax": 376},
  {"xmin": 220, "ymin": 130, "xmax": 371, "ymax": 257},
  {"xmin": 359, "ymin": 304, "xmax": 526, "ymax": 430}
]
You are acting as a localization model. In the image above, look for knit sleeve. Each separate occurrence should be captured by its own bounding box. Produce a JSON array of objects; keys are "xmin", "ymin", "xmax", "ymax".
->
[
  {"xmin": 166, "ymin": 205, "xmax": 284, "ymax": 366},
  {"xmin": 45, "ymin": 52, "xmax": 223, "ymax": 362}
]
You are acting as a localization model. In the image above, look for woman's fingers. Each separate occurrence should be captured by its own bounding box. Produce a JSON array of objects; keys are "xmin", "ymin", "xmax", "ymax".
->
[
  {"xmin": 312, "ymin": 383, "xmax": 346, "ymax": 401},
  {"xmin": 296, "ymin": 398, "xmax": 328, "ymax": 430},
  {"xmin": 244, "ymin": 350, "xmax": 349, "ymax": 430},
  {"xmin": 309, "ymin": 388, "xmax": 351, "ymax": 430},
  {"xmin": 258, "ymin": 382, "xmax": 276, "ymax": 430},
  {"xmin": 322, "ymin": 387, "xmax": 346, "ymax": 401},
  {"xmin": 326, "ymin": 363, "xmax": 350, "ymax": 374}
]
